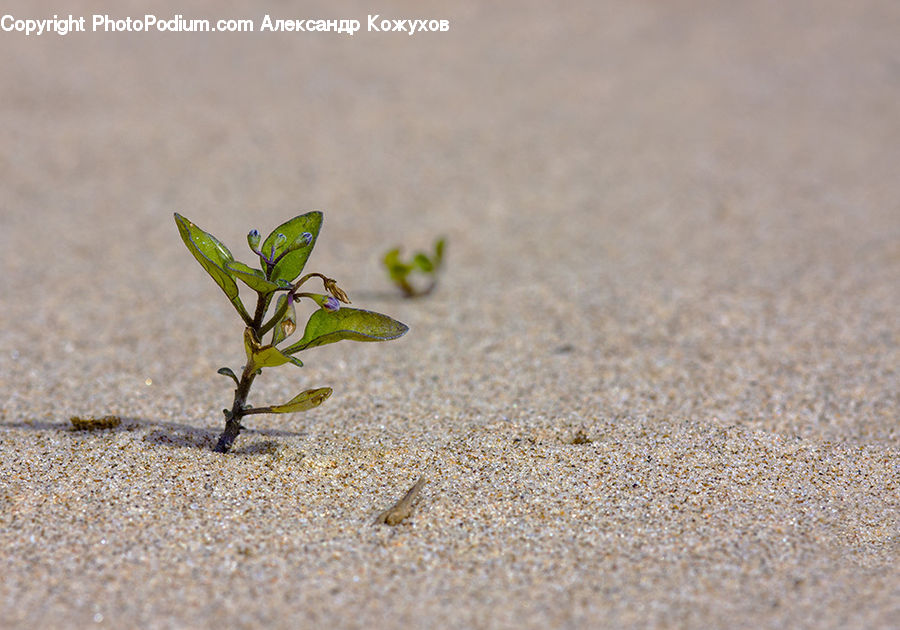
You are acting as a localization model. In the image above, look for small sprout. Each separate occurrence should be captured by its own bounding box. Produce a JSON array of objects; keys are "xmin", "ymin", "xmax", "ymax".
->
[
  {"xmin": 383, "ymin": 237, "xmax": 446, "ymax": 298},
  {"xmin": 70, "ymin": 415, "xmax": 122, "ymax": 431},
  {"xmin": 374, "ymin": 475, "xmax": 427, "ymax": 526},
  {"xmin": 174, "ymin": 211, "xmax": 409, "ymax": 453}
]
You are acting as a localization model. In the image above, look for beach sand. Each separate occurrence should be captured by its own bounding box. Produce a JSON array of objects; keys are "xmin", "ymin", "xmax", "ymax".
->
[{"xmin": 1, "ymin": 1, "xmax": 898, "ymax": 628}]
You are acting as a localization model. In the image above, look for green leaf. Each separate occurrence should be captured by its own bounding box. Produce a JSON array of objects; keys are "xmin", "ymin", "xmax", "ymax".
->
[
  {"xmin": 434, "ymin": 238, "xmax": 445, "ymax": 266},
  {"xmin": 243, "ymin": 327, "xmax": 295, "ymax": 370},
  {"xmin": 262, "ymin": 211, "xmax": 323, "ymax": 283},
  {"xmin": 268, "ymin": 387, "xmax": 332, "ymax": 414},
  {"xmin": 226, "ymin": 260, "xmax": 282, "ymax": 294},
  {"xmin": 413, "ymin": 253, "xmax": 434, "ymax": 273},
  {"xmin": 283, "ymin": 307, "xmax": 409, "ymax": 354},
  {"xmin": 217, "ymin": 367, "xmax": 239, "ymax": 386},
  {"xmin": 253, "ymin": 346, "xmax": 293, "ymax": 368},
  {"xmin": 174, "ymin": 213, "xmax": 250, "ymax": 322}
]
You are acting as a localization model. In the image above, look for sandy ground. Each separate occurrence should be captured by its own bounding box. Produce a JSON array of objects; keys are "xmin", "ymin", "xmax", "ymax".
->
[{"xmin": 1, "ymin": 1, "xmax": 898, "ymax": 628}]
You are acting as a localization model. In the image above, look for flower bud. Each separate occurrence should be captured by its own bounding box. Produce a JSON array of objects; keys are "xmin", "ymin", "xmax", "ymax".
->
[
  {"xmin": 247, "ymin": 229, "xmax": 261, "ymax": 252},
  {"xmin": 322, "ymin": 296, "xmax": 340, "ymax": 312},
  {"xmin": 271, "ymin": 294, "xmax": 297, "ymax": 346},
  {"xmin": 274, "ymin": 233, "xmax": 287, "ymax": 249},
  {"xmin": 280, "ymin": 318, "xmax": 296, "ymax": 338},
  {"xmin": 301, "ymin": 293, "xmax": 341, "ymax": 312},
  {"xmin": 324, "ymin": 277, "xmax": 351, "ymax": 304},
  {"xmin": 292, "ymin": 232, "xmax": 313, "ymax": 249}
]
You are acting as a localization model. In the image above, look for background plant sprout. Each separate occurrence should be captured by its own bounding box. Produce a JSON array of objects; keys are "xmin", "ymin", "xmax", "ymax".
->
[
  {"xmin": 174, "ymin": 211, "xmax": 408, "ymax": 453},
  {"xmin": 383, "ymin": 238, "xmax": 445, "ymax": 298}
]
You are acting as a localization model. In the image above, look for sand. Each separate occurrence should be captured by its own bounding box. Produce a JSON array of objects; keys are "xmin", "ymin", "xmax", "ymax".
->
[{"xmin": 1, "ymin": 1, "xmax": 898, "ymax": 628}]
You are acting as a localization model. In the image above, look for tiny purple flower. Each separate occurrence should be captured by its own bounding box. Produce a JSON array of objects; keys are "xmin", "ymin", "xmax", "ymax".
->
[{"xmin": 322, "ymin": 296, "xmax": 340, "ymax": 312}]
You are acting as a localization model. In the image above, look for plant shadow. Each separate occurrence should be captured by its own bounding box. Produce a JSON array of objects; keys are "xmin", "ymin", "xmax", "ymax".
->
[
  {"xmin": 2, "ymin": 416, "xmax": 304, "ymax": 454},
  {"xmin": 140, "ymin": 419, "xmax": 305, "ymax": 451}
]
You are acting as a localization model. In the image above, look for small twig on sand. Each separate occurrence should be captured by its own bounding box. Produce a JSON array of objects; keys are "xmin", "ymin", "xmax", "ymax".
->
[{"xmin": 374, "ymin": 475, "xmax": 427, "ymax": 525}]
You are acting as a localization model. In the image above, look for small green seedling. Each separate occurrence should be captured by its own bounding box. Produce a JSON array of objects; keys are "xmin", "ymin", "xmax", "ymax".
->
[
  {"xmin": 174, "ymin": 211, "xmax": 408, "ymax": 453},
  {"xmin": 383, "ymin": 238, "xmax": 445, "ymax": 298}
]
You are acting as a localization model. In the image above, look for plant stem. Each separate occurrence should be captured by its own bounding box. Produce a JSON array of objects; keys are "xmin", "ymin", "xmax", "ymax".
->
[
  {"xmin": 213, "ymin": 361, "xmax": 257, "ymax": 453},
  {"xmin": 398, "ymin": 276, "xmax": 416, "ymax": 298},
  {"xmin": 213, "ymin": 293, "xmax": 267, "ymax": 453},
  {"xmin": 252, "ymin": 293, "xmax": 268, "ymax": 328},
  {"xmin": 258, "ymin": 295, "xmax": 290, "ymax": 337}
]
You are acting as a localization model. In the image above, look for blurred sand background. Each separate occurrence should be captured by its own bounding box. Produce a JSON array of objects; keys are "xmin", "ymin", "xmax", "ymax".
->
[{"xmin": 1, "ymin": 1, "xmax": 898, "ymax": 628}]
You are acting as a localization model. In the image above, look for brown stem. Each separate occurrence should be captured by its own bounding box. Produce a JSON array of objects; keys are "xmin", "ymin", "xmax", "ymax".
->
[
  {"xmin": 213, "ymin": 293, "xmax": 267, "ymax": 453},
  {"xmin": 213, "ymin": 360, "xmax": 257, "ymax": 453}
]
